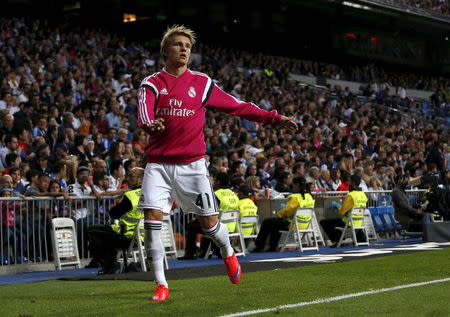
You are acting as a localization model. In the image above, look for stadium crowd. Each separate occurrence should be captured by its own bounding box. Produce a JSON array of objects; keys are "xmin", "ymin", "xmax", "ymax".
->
[
  {"xmin": 0, "ymin": 17, "xmax": 449, "ymax": 262},
  {"xmin": 393, "ymin": 0, "xmax": 450, "ymax": 17}
]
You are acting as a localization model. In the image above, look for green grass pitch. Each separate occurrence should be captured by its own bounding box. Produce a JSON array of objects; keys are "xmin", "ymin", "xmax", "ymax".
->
[{"xmin": 1, "ymin": 249, "xmax": 450, "ymax": 317}]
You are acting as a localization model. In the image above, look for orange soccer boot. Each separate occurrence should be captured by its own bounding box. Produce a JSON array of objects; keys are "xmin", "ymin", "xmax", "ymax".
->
[
  {"xmin": 223, "ymin": 252, "xmax": 242, "ymax": 284},
  {"xmin": 150, "ymin": 284, "xmax": 169, "ymax": 302}
]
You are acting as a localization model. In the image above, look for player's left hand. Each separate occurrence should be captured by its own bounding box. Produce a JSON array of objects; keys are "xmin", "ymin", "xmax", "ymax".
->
[{"xmin": 278, "ymin": 116, "xmax": 298, "ymax": 132}]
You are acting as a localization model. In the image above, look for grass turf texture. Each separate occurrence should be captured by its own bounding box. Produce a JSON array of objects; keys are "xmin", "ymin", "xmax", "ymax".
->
[{"xmin": 1, "ymin": 249, "xmax": 450, "ymax": 317}]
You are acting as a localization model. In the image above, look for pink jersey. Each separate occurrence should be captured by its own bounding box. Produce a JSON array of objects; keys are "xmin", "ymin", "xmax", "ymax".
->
[{"xmin": 138, "ymin": 68, "xmax": 281, "ymax": 164}]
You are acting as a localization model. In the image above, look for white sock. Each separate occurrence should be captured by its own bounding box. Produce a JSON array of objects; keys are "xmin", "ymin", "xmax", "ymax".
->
[
  {"xmin": 203, "ymin": 221, "xmax": 234, "ymax": 258},
  {"xmin": 144, "ymin": 220, "xmax": 168, "ymax": 287}
]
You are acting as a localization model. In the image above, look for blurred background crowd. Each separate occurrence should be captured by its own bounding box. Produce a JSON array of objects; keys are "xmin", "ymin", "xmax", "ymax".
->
[{"xmin": 0, "ymin": 16, "xmax": 448, "ymax": 202}]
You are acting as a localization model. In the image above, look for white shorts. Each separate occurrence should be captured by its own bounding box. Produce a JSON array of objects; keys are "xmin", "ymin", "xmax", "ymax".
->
[{"xmin": 138, "ymin": 158, "xmax": 218, "ymax": 216}]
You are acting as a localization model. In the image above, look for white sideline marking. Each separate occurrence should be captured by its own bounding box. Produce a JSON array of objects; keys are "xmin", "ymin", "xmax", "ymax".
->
[{"xmin": 217, "ymin": 277, "xmax": 450, "ymax": 317}]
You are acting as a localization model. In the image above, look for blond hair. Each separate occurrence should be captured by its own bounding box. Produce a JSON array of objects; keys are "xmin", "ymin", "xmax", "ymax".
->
[{"xmin": 160, "ymin": 25, "xmax": 196, "ymax": 61}]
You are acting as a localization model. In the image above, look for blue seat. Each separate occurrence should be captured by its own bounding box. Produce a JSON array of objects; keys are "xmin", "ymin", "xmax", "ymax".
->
[
  {"xmin": 369, "ymin": 207, "xmax": 385, "ymax": 232},
  {"xmin": 386, "ymin": 206, "xmax": 402, "ymax": 230},
  {"xmin": 377, "ymin": 206, "xmax": 395, "ymax": 231}
]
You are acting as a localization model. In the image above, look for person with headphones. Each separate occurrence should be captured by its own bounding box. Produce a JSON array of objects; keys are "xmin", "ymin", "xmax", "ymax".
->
[{"xmin": 252, "ymin": 176, "xmax": 314, "ymax": 252}]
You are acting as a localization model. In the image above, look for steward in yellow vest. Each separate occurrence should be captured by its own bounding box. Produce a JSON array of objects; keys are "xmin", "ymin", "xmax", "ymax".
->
[
  {"xmin": 320, "ymin": 174, "xmax": 368, "ymax": 244},
  {"xmin": 277, "ymin": 191, "xmax": 315, "ymax": 230},
  {"xmin": 215, "ymin": 186, "xmax": 239, "ymax": 233},
  {"xmin": 237, "ymin": 184, "xmax": 258, "ymax": 236},
  {"xmin": 253, "ymin": 176, "xmax": 312, "ymax": 252},
  {"xmin": 339, "ymin": 190, "xmax": 368, "ymax": 227},
  {"xmin": 110, "ymin": 188, "xmax": 143, "ymax": 238},
  {"xmin": 87, "ymin": 167, "xmax": 145, "ymax": 275}
]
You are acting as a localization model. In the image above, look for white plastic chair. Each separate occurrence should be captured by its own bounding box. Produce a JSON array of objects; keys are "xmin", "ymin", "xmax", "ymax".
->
[
  {"xmin": 51, "ymin": 218, "xmax": 81, "ymax": 270},
  {"xmin": 363, "ymin": 209, "xmax": 378, "ymax": 242},
  {"xmin": 278, "ymin": 208, "xmax": 319, "ymax": 252},
  {"xmin": 161, "ymin": 214, "xmax": 177, "ymax": 268},
  {"xmin": 123, "ymin": 219, "xmax": 147, "ymax": 272},
  {"xmin": 240, "ymin": 215, "xmax": 259, "ymax": 252},
  {"xmin": 336, "ymin": 207, "xmax": 370, "ymax": 247}
]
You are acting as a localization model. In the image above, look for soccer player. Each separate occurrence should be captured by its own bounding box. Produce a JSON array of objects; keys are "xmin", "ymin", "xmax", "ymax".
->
[{"xmin": 138, "ymin": 25, "xmax": 298, "ymax": 301}]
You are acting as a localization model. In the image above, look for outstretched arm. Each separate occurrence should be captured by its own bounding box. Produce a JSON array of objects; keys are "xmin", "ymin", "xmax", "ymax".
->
[{"xmin": 207, "ymin": 84, "xmax": 298, "ymax": 131}]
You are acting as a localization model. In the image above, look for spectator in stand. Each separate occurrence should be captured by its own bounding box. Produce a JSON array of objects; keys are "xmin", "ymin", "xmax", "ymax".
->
[
  {"xmin": 317, "ymin": 169, "xmax": 334, "ymax": 191},
  {"xmin": 0, "ymin": 187, "xmax": 27, "ymax": 263},
  {"xmin": 131, "ymin": 129, "xmax": 146, "ymax": 156},
  {"xmin": 305, "ymin": 166, "xmax": 320, "ymax": 191},
  {"xmin": 0, "ymin": 135, "xmax": 19, "ymax": 169},
  {"xmin": 102, "ymin": 128, "xmax": 117, "ymax": 153},
  {"xmin": 13, "ymin": 103, "xmax": 33, "ymax": 133},
  {"xmin": 274, "ymin": 171, "xmax": 293, "ymax": 193},
  {"xmin": 2, "ymin": 153, "xmax": 20, "ymax": 175},
  {"xmin": 91, "ymin": 171, "xmax": 126, "ymax": 198},
  {"xmin": 69, "ymin": 134, "xmax": 90, "ymax": 162},
  {"xmin": 67, "ymin": 166, "xmax": 94, "ymax": 220},
  {"xmin": 330, "ymin": 168, "xmax": 342, "ymax": 190},
  {"xmin": 9, "ymin": 167, "xmax": 26, "ymax": 195},
  {"xmin": 49, "ymin": 161, "xmax": 68, "ymax": 190},
  {"xmin": 106, "ymin": 105, "xmax": 122, "ymax": 130},
  {"xmin": 47, "ymin": 179, "xmax": 71, "ymax": 218},
  {"xmin": 31, "ymin": 117, "xmax": 47, "ymax": 138},
  {"xmin": 105, "ymin": 141, "xmax": 125, "ymax": 165},
  {"xmin": 58, "ymin": 112, "xmax": 74, "ymax": 135},
  {"xmin": 246, "ymin": 175, "xmax": 263, "ymax": 199},
  {"xmin": 0, "ymin": 114, "xmax": 15, "ymax": 136},
  {"xmin": 108, "ymin": 160, "xmax": 124, "ymax": 190},
  {"xmin": 337, "ymin": 171, "xmax": 351, "ymax": 191},
  {"xmin": 93, "ymin": 108, "xmax": 109, "ymax": 135}
]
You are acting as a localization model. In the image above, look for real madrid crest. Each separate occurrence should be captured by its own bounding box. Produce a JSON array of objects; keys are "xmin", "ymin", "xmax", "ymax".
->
[{"xmin": 188, "ymin": 86, "xmax": 196, "ymax": 98}]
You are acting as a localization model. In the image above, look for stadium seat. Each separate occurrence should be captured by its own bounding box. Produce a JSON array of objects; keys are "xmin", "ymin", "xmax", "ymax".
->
[
  {"xmin": 122, "ymin": 218, "xmax": 147, "ymax": 272},
  {"xmin": 336, "ymin": 208, "xmax": 370, "ymax": 248},
  {"xmin": 240, "ymin": 215, "xmax": 260, "ymax": 252},
  {"xmin": 51, "ymin": 218, "xmax": 81, "ymax": 270},
  {"xmin": 122, "ymin": 215, "xmax": 175, "ymax": 271},
  {"xmin": 278, "ymin": 208, "xmax": 319, "ymax": 252},
  {"xmin": 385, "ymin": 206, "xmax": 402, "ymax": 230},
  {"xmin": 369, "ymin": 207, "xmax": 385, "ymax": 232},
  {"xmin": 363, "ymin": 209, "xmax": 378, "ymax": 242},
  {"xmin": 161, "ymin": 215, "xmax": 178, "ymax": 267}
]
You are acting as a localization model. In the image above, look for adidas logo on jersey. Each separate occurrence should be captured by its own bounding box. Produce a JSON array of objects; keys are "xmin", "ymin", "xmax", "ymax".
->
[{"xmin": 160, "ymin": 88, "xmax": 168, "ymax": 95}]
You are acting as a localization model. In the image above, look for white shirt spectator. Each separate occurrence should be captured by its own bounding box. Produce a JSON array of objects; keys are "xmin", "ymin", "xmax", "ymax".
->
[{"xmin": 67, "ymin": 181, "xmax": 92, "ymax": 219}]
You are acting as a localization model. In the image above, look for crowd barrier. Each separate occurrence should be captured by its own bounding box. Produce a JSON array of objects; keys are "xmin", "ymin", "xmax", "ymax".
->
[{"xmin": 0, "ymin": 189, "xmax": 425, "ymax": 270}]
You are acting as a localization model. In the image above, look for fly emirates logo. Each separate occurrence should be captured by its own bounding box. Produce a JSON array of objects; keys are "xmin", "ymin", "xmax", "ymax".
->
[{"xmin": 156, "ymin": 98, "xmax": 195, "ymax": 117}]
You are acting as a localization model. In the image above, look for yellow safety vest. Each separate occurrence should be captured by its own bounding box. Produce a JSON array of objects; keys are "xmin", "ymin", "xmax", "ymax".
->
[
  {"xmin": 238, "ymin": 198, "xmax": 258, "ymax": 236},
  {"xmin": 343, "ymin": 190, "xmax": 368, "ymax": 227},
  {"xmin": 289, "ymin": 193, "xmax": 315, "ymax": 230},
  {"xmin": 111, "ymin": 188, "xmax": 143, "ymax": 239},
  {"xmin": 263, "ymin": 68, "xmax": 273, "ymax": 77},
  {"xmin": 215, "ymin": 189, "xmax": 239, "ymax": 233}
]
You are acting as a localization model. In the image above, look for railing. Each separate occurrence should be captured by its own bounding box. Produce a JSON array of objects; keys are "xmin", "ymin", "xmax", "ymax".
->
[
  {"xmin": 0, "ymin": 196, "xmax": 119, "ymax": 267},
  {"xmin": 0, "ymin": 189, "xmax": 425, "ymax": 270}
]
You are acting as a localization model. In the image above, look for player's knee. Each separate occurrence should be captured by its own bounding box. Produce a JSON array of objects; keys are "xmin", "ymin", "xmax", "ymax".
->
[
  {"xmin": 198, "ymin": 215, "xmax": 219, "ymax": 229},
  {"xmin": 144, "ymin": 209, "xmax": 163, "ymax": 220}
]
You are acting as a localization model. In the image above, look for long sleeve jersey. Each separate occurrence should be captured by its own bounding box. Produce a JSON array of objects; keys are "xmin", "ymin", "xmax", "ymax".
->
[{"xmin": 138, "ymin": 68, "xmax": 281, "ymax": 163}]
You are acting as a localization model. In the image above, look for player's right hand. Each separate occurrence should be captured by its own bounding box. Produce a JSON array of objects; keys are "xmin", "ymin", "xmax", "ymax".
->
[{"xmin": 149, "ymin": 118, "xmax": 165, "ymax": 133}]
